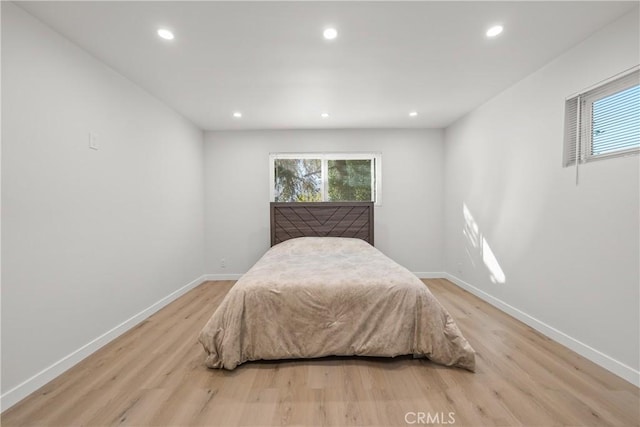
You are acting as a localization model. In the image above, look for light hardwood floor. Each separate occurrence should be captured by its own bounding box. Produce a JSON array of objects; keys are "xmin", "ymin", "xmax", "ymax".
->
[{"xmin": 2, "ymin": 279, "xmax": 638, "ymax": 426}]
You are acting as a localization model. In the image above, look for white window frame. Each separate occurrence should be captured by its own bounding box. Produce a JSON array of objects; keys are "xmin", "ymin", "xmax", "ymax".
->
[
  {"xmin": 564, "ymin": 66, "xmax": 639, "ymax": 168},
  {"xmin": 269, "ymin": 152, "xmax": 382, "ymax": 206}
]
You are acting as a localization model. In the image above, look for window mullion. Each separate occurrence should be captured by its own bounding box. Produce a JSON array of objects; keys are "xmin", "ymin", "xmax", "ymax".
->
[
  {"xmin": 321, "ymin": 157, "xmax": 329, "ymax": 202},
  {"xmin": 370, "ymin": 158, "xmax": 375, "ymax": 202}
]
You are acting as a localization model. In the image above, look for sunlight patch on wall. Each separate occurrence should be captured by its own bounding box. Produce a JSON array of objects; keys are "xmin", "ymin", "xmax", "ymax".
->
[
  {"xmin": 463, "ymin": 203, "xmax": 480, "ymax": 249},
  {"xmin": 482, "ymin": 237, "xmax": 506, "ymax": 284},
  {"xmin": 462, "ymin": 203, "xmax": 507, "ymax": 284}
]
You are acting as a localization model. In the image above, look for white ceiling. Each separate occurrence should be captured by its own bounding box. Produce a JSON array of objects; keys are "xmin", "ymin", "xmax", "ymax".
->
[{"xmin": 17, "ymin": 1, "xmax": 638, "ymax": 130}]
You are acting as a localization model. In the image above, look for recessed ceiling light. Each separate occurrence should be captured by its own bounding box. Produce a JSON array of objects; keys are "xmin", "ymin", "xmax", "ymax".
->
[
  {"xmin": 323, "ymin": 28, "xmax": 338, "ymax": 40},
  {"xmin": 486, "ymin": 25, "xmax": 503, "ymax": 38},
  {"xmin": 321, "ymin": 113, "xmax": 329, "ymax": 118},
  {"xmin": 233, "ymin": 112, "xmax": 242, "ymax": 118},
  {"xmin": 409, "ymin": 111, "xmax": 418, "ymax": 117},
  {"xmin": 157, "ymin": 28, "xmax": 175, "ymax": 40}
]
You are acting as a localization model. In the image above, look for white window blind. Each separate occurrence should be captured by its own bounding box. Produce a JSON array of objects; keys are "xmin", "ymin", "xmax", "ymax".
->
[{"xmin": 563, "ymin": 68, "xmax": 640, "ymax": 167}]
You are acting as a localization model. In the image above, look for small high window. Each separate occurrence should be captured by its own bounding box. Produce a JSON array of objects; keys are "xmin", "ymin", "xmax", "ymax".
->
[{"xmin": 564, "ymin": 69, "xmax": 639, "ymax": 166}]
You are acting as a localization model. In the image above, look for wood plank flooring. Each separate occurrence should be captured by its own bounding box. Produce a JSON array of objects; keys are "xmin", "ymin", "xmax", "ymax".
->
[{"xmin": 2, "ymin": 279, "xmax": 638, "ymax": 426}]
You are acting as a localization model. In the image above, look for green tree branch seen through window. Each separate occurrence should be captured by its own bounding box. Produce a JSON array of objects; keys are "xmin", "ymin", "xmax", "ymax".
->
[
  {"xmin": 274, "ymin": 159, "xmax": 322, "ymax": 202},
  {"xmin": 271, "ymin": 154, "xmax": 380, "ymax": 204},
  {"xmin": 328, "ymin": 160, "xmax": 372, "ymax": 202}
]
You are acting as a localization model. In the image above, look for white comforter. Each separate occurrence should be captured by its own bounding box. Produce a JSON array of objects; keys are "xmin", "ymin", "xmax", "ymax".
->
[{"xmin": 199, "ymin": 237, "xmax": 476, "ymax": 371}]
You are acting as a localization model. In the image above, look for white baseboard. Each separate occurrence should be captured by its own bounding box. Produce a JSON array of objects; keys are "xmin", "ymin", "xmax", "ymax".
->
[
  {"xmin": 0, "ymin": 274, "xmax": 208, "ymax": 412},
  {"xmin": 445, "ymin": 273, "xmax": 640, "ymax": 387},
  {"xmin": 203, "ymin": 273, "xmax": 243, "ymax": 281},
  {"xmin": 413, "ymin": 272, "xmax": 446, "ymax": 279}
]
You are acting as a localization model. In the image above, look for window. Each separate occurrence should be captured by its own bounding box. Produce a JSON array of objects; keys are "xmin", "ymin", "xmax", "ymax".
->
[
  {"xmin": 564, "ymin": 68, "xmax": 639, "ymax": 166},
  {"xmin": 270, "ymin": 153, "xmax": 381, "ymax": 205}
]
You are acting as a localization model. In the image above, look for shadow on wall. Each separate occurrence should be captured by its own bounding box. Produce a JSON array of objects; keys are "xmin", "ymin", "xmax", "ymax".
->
[{"xmin": 463, "ymin": 203, "xmax": 506, "ymax": 284}]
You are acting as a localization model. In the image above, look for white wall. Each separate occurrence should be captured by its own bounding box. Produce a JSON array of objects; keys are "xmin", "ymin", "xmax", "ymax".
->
[
  {"xmin": 1, "ymin": 2, "xmax": 205, "ymax": 406},
  {"xmin": 204, "ymin": 129, "xmax": 444, "ymax": 276},
  {"xmin": 443, "ymin": 9, "xmax": 639, "ymax": 384}
]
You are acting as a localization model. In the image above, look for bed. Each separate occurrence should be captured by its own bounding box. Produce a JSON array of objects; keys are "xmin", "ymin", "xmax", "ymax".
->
[{"xmin": 198, "ymin": 202, "xmax": 476, "ymax": 371}]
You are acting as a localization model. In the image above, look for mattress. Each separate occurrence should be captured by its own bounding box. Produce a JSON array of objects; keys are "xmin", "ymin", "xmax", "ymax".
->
[{"xmin": 199, "ymin": 237, "xmax": 476, "ymax": 371}]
